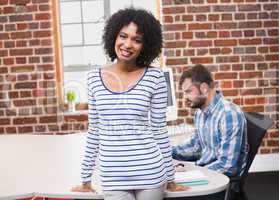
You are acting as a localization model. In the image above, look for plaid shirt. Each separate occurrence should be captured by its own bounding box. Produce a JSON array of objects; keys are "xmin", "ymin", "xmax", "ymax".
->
[{"xmin": 172, "ymin": 91, "xmax": 249, "ymax": 177}]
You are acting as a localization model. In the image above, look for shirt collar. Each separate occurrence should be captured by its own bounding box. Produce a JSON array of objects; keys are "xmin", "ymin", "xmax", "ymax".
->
[{"xmin": 202, "ymin": 91, "xmax": 223, "ymax": 115}]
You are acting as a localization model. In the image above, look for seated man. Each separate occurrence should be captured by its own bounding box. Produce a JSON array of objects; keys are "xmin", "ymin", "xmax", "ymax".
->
[{"xmin": 172, "ymin": 64, "xmax": 249, "ymax": 178}]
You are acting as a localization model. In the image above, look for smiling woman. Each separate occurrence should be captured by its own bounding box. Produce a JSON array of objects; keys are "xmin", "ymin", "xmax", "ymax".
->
[
  {"xmin": 59, "ymin": 0, "xmax": 160, "ymax": 103},
  {"xmin": 70, "ymin": 7, "xmax": 189, "ymax": 200}
]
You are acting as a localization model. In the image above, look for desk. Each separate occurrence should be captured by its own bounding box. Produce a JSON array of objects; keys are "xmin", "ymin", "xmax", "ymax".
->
[{"xmin": 0, "ymin": 134, "xmax": 229, "ymax": 200}]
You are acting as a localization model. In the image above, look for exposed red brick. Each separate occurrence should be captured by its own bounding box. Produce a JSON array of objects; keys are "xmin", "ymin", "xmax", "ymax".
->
[
  {"xmin": 267, "ymin": 140, "xmax": 279, "ymax": 147},
  {"xmin": 38, "ymin": 97, "xmax": 57, "ymax": 105},
  {"xmin": 13, "ymin": 99, "xmax": 36, "ymax": 107},
  {"xmin": 239, "ymin": 38, "xmax": 262, "ymax": 45},
  {"xmin": 222, "ymin": 89, "xmax": 239, "ymax": 96},
  {"xmin": 39, "ymin": 4, "xmax": 50, "ymax": 11},
  {"xmin": 37, "ymin": 64, "xmax": 54, "ymax": 71},
  {"xmin": 191, "ymin": 57, "xmax": 213, "ymax": 64},
  {"xmin": 64, "ymin": 115, "xmax": 88, "ymax": 122},
  {"xmin": 196, "ymin": 14, "xmax": 207, "ymax": 21},
  {"xmin": 214, "ymin": 39, "xmax": 236, "ymax": 46},
  {"xmin": 0, "ymin": 118, "xmax": 10, "ymax": 125},
  {"xmin": 238, "ymin": 4, "xmax": 261, "ymax": 11},
  {"xmin": 244, "ymin": 98, "xmax": 256, "ymax": 105},
  {"xmin": 241, "ymin": 88, "xmax": 262, "ymax": 96},
  {"xmin": 166, "ymin": 58, "xmax": 188, "ymax": 65},
  {"xmin": 16, "ymin": 74, "xmax": 29, "ymax": 81},
  {"xmin": 182, "ymin": 32, "xmax": 193, "ymax": 39},
  {"xmin": 33, "ymin": 125, "xmax": 45, "ymax": 132},
  {"xmin": 266, "ymin": 54, "xmax": 279, "ymax": 61},
  {"xmin": 188, "ymin": 23, "xmax": 212, "ymax": 30},
  {"xmin": 263, "ymin": 3, "xmax": 279, "ymax": 11},
  {"xmin": 13, "ymin": 117, "xmax": 37, "ymax": 125},
  {"xmin": 216, "ymin": 56, "xmax": 239, "ymax": 63},
  {"xmin": 214, "ymin": 22, "xmax": 237, "ymax": 29},
  {"xmin": 9, "ymin": 14, "xmax": 33, "ymax": 22},
  {"xmin": 189, "ymin": 40, "xmax": 212, "ymax": 47},
  {"xmin": 40, "ymin": 116, "xmax": 62, "ymax": 124},
  {"xmin": 35, "ymin": 13, "xmax": 51, "ymax": 20},
  {"xmin": 220, "ymin": 81, "xmax": 232, "ymax": 89},
  {"xmin": 163, "ymin": 24, "xmax": 186, "ymax": 31},
  {"xmin": 163, "ymin": 6, "xmax": 185, "ymax": 14},
  {"xmin": 35, "ymin": 47, "xmax": 53, "ymax": 55},
  {"xmin": 163, "ymin": 16, "xmax": 173, "ymax": 23},
  {"xmin": 215, "ymin": 72, "xmax": 238, "ymax": 80},
  {"xmin": 187, "ymin": 6, "xmax": 210, "ymax": 13},
  {"xmin": 33, "ymin": 30, "xmax": 52, "ymax": 38},
  {"xmin": 18, "ymin": 126, "xmax": 33, "ymax": 133},
  {"xmin": 243, "ymin": 106, "xmax": 264, "ymax": 113},
  {"xmin": 239, "ymin": 72, "xmax": 262, "ymax": 79},
  {"xmin": 20, "ymin": 91, "xmax": 32, "ymax": 98},
  {"xmin": 165, "ymin": 41, "xmax": 186, "ymax": 48},
  {"xmin": 182, "ymin": 15, "xmax": 193, "ymax": 21},
  {"xmin": 48, "ymin": 124, "xmax": 60, "ymax": 131},
  {"xmin": 6, "ymin": 127, "xmax": 17, "ymax": 134},
  {"xmin": 10, "ymin": 49, "xmax": 33, "ymax": 56},
  {"xmin": 16, "ymin": 57, "xmax": 27, "ymax": 64}
]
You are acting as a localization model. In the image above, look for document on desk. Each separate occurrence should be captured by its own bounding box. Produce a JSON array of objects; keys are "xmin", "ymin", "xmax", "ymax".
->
[{"xmin": 175, "ymin": 170, "xmax": 209, "ymax": 186}]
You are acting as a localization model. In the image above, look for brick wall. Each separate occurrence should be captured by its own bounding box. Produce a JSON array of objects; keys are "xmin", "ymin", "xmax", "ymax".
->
[
  {"xmin": 0, "ymin": 0, "xmax": 88, "ymax": 135},
  {"xmin": 161, "ymin": 0, "xmax": 279, "ymax": 153},
  {"xmin": 0, "ymin": 0, "xmax": 278, "ymax": 153}
]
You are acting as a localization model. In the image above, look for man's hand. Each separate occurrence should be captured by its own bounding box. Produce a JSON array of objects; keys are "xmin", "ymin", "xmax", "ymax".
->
[
  {"xmin": 166, "ymin": 181, "xmax": 190, "ymax": 192},
  {"xmin": 71, "ymin": 182, "xmax": 95, "ymax": 192}
]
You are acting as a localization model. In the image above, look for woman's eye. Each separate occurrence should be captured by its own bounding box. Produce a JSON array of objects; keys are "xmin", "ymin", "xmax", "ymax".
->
[
  {"xmin": 119, "ymin": 34, "xmax": 126, "ymax": 39},
  {"xmin": 135, "ymin": 39, "xmax": 142, "ymax": 43}
]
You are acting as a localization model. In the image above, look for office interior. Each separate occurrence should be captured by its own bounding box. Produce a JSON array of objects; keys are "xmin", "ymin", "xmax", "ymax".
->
[{"xmin": 0, "ymin": 0, "xmax": 278, "ymax": 200}]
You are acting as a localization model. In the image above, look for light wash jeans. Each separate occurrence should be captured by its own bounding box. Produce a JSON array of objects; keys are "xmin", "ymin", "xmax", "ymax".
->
[{"xmin": 103, "ymin": 186, "xmax": 165, "ymax": 200}]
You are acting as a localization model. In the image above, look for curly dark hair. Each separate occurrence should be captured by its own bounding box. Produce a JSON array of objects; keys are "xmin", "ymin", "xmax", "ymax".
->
[{"xmin": 102, "ymin": 7, "xmax": 163, "ymax": 68}]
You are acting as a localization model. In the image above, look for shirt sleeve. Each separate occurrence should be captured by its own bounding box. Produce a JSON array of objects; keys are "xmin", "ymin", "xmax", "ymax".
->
[
  {"xmin": 206, "ymin": 110, "xmax": 245, "ymax": 176},
  {"xmin": 81, "ymin": 72, "xmax": 100, "ymax": 184},
  {"xmin": 150, "ymin": 71, "xmax": 174, "ymax": 182},
  {"xmin": 172, "ymin": 127, "xmax": 202, "ymax": 161}
]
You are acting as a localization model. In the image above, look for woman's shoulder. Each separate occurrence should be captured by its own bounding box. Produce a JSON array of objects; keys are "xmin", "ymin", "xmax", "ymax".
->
[
  {"xmin": 87, "ymin": 67, "xmax": 100, "ymax": 78},
  {"xmin": 147, "ymin": 66, "xmax": 164, "ymax": 77}
]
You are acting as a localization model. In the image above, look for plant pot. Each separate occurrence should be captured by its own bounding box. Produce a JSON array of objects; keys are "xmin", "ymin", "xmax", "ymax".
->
[{"xmin": 68, "ymin": 101, "xmax": 76, "ymax": 112}]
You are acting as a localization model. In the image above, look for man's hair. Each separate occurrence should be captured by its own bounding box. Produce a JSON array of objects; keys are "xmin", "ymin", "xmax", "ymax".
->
[
  {"xmin": 179, "ymin": 64, "xmax": 214, "ymax": 88},
  {"xmin": 102, "ymin": 7, "xmax": 162, "ymax": 68}
]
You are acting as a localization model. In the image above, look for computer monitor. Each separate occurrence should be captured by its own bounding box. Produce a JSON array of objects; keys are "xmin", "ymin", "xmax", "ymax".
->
[{"xmin": 163, "ymin": 67, "xmax": 178, "ymax": 121}]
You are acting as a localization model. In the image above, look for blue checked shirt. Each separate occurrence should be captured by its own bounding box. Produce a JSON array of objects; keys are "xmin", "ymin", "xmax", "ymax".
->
[{"xmin": 172, "ymin": 91, "xmax": 249, "ymax": 177}]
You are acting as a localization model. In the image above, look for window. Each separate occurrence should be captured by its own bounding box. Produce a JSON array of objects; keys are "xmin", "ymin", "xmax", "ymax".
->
[{"xmin": 58, "ymin": 0, "xmax": 159, "ymax": 103}]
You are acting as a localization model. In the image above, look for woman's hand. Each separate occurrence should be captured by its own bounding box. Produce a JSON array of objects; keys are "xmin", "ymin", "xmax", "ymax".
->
[
  {"xmin": 71, "ymin": 182, "xmax": 95, "ymax": 192},
  {"xmin": 166, "ymin": 181, "xmax": 190, "ymax": 192}
]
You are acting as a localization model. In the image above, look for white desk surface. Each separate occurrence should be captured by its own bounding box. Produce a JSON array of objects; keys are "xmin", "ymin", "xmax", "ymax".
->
[{"xmin": 0, "ymin": 134, "xmax": 229, "ymax": 200}]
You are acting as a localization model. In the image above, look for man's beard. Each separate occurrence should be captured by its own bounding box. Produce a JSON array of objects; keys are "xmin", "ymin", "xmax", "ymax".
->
[
  {"xmin": 189, "ymin": 96, "xmax": 206, "ymax": 109},
  {"xmin": 187, "ymin": 90, "xmax": 206, "ymax": 109}
]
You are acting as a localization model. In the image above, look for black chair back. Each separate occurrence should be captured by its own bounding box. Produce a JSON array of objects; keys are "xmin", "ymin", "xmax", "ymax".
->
[
  {"xmin": 226, "ymin": 112, "xmax": 273, "ymax": 200},
  {"xmin": 243, "ymin": 112, "xmax": 274, "ymax": 179}
]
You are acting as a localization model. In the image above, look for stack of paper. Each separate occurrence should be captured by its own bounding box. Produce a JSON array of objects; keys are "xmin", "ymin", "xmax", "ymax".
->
[{"xmin": 175, "ymin": 170, "xmax": 209, "ymax": 186}]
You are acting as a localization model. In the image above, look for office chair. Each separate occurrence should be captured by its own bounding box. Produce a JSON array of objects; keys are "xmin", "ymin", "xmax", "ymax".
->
[{"xmin": 226, "ymin": 112, "xmax": 274, "ymax": 200}]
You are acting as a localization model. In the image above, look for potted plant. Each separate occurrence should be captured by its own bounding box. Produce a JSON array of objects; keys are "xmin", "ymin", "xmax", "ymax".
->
[{"xmin": 66, "ymin": 91, "xmax": 76, "ymax": 112}]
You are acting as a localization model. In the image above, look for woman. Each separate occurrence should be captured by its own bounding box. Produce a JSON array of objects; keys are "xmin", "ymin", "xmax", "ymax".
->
[{"xmin": 71, "ymin": 8, "xmax": 188, "ymax": 200}]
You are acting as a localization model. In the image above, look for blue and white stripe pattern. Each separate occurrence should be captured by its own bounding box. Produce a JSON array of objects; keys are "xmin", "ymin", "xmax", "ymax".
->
[
  {"xmin": 172, "ymin": 91, "xmax": 249, "ymax": 177},
  {"xmin": 81, "ymin": 67, "xmax": 175, "ymax": 191}
]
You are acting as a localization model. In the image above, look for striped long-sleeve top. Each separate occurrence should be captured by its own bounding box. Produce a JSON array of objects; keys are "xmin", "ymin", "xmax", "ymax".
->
[
  {"xmin": 81, "ymin": 67, "xmax": 175, "ymax": 191},
  {"xmin": 172, "ymin": 91, "xmax": 249, "ymax": 177}
]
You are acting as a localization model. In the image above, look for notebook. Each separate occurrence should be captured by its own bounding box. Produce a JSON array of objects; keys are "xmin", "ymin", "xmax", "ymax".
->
[{"xmin": 175, "ymin": 170, "xmax": 209, "ymax": 186}]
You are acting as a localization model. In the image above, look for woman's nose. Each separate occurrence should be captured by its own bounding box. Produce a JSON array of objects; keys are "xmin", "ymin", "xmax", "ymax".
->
[{"xmin": 124, "ymin": 39, "xmax": 132, "ymax": 48}]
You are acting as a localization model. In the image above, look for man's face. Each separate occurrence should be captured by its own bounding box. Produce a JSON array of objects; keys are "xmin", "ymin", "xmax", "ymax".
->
[{"xmin": 181, "ymin": 79, "xmax": 206, "ymax": 109}]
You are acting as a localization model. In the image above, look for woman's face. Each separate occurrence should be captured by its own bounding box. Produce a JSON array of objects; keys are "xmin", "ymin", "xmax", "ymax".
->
[{"xmin": 114, "ymin": 22, "xmax": 143, "ymax": 64}]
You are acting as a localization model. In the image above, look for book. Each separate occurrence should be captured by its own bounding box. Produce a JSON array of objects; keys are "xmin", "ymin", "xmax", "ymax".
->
[{"xmin": 175, "ymin": 170, "xmax": 209, "ymax": 186}]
